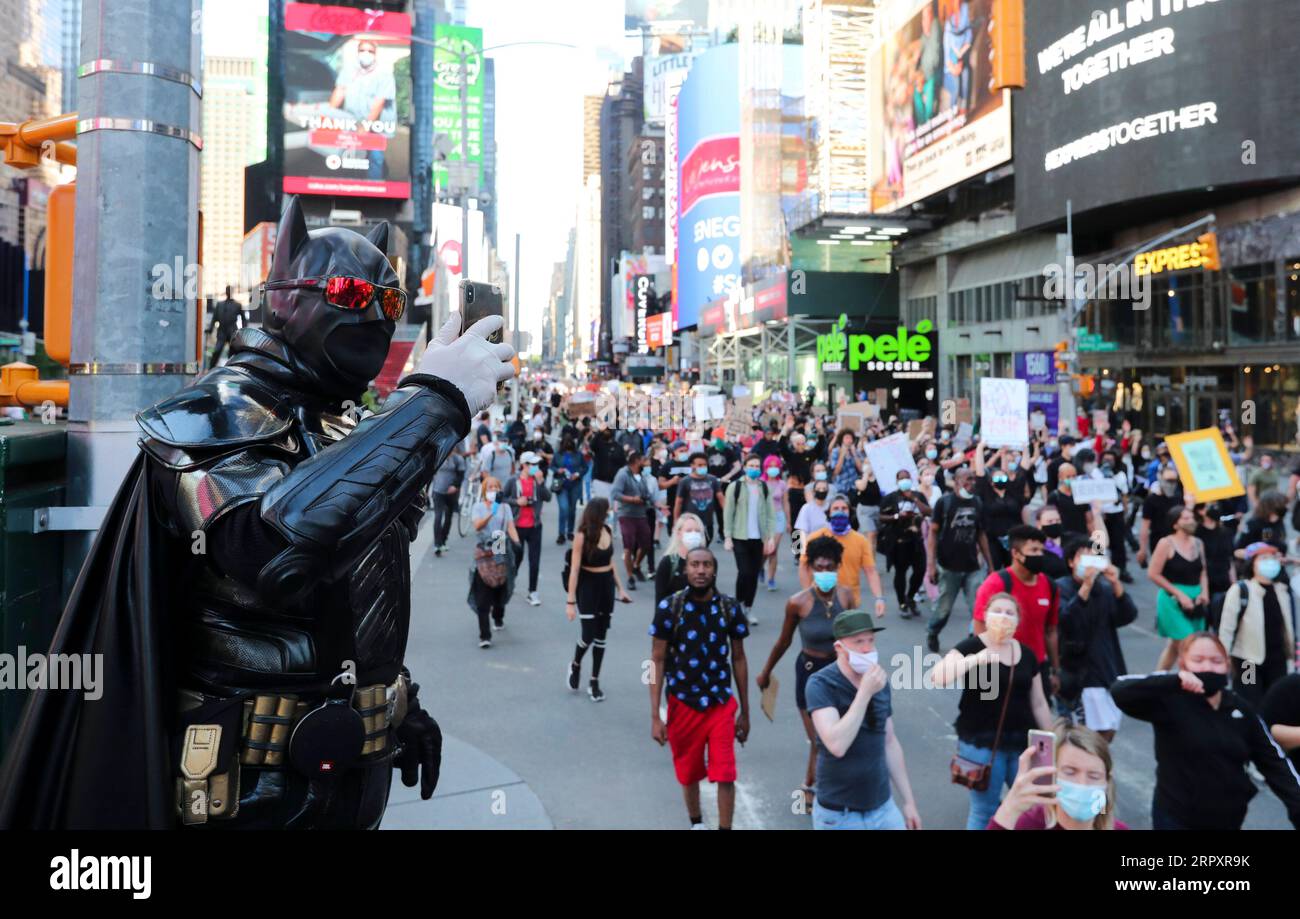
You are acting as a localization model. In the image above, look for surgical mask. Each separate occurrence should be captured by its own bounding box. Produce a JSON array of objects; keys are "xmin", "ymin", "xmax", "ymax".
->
[
  {"xmin": 829, "ymin": 512, "xmax": 851, "ymax": 535},
  {"xmin": 681, "ymin": 530, "xmax": 704, "ymax": 551},
  {"xmin": 746, "ymin": 468, "xmax": 762, "ymax": 480},
  {"xmin": 815, "ymin": 470, "xmax": 829, "ymax": 481},
  {"xmin": 846, "ymin": 649, "xmax": 878, "ymax": 674},
  {"xmin": 925, "ymin": 449, "xmax": 938, "ymax": 461},
  {"xmin": 985, "ymin": 613, "xmax": 1017, "ymax": 642},
  {"xmin": 692, "ymin": 467, "xmax": 706, "ymax": 477},
  {"xmin": 1083, "ymin": 462, "xmax": 1097, "ymax": 475},
  {"xmin": 1257, "ymin": 558, "xmax": 1283, "ymax": 581},
  {"xmin": 812, "ymin": 571, "xmax": 838, "ymax": 593},
  {"xmin": 766, "ymin": 467, "xmax": 781, "ymax": 478},
  {"xmin": 1074, "ymin": 562, "xmax": 1090, "ymax": 580},
  {"xmin": 1141, "ymin": 449, "xmax": 1152, "ymax": 460},
  {"xmin": 1056, "ymin": 780, "xmax": 1107, "ymax": 823},
  {"xmin": 357, "ymin": 51, "xmax": 376, "ymax": 68},
  {"xmin": 958, "ymin": 488, "xmax": 973, "ymax": 500},
  {"xmin": 898, "ymin": 478, "xmax": 913, "ymax": 491},
  {"xmin": 1048, "ymin": 440, "xmax": 1059, "ymax": 452},
  {"xmin": 1192, "ymin": 671, "xmax": 1228, "ymax": 695},
  {"xmin": 676, "ymin": 452, "xmax": 689, "ymax": 461},
  {"xmin": 806, "ymin": 438, "xmax": 818, "ymax": 448},
  {"xmin": 485, "ymin": 491, "xmax": 499, "ymax": 504},
  {"xmin": 1160, "ymin": 480, "xmax": 1178, "ymax": 496}
]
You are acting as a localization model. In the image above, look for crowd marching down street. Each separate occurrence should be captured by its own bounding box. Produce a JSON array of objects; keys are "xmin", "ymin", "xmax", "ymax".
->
[{"xmin": 425, "ymin": 374, "xmax": 1300, "ymax": 831}]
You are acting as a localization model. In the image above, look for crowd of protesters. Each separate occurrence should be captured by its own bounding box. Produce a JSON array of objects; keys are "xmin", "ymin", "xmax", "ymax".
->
[{"xmin": 430, "ymin": 376, "xmax": 1300, "ymax": 831}]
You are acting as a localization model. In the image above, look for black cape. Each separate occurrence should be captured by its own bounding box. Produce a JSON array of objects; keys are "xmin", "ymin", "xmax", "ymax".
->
[{"xmin": 0, "ymin": 453, "xmax": 179, "ymax": 829}]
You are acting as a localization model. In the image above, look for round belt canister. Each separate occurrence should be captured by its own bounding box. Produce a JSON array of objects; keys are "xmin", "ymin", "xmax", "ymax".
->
[{"xmin": 288, "ymin": 699, "xmax": 366, "ymax": 777}]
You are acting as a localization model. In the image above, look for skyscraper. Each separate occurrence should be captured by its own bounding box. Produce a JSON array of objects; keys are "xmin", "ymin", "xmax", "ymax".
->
[{"xmin": 200, "ymin": 56, "xmax": 257, "ymax": 300}]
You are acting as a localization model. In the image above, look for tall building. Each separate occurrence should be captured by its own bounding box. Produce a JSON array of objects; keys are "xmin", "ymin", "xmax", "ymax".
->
[
  {"xmin": 625, "ymin": 132, "xmax": 664, "ymax": 255},
  {"xmin": 200, "ymin": 56, "xmax": 257, "ymax": 300},
  {"xmin": 599, "ymin": 63, "xmax": 644, "ymax": 361},
  {"xmin": 574, "ymin": 173, "xmax": 602, "ymax": 371},
  {"xmin": 59, "ymin": 0, "xmax": 77, "ymax": 112},
  {"xmin": 581, "ymin": 94, "xmax": 602, "ymax": 180}
]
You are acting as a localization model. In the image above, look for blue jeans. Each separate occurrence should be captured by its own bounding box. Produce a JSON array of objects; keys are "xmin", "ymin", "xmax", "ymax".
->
[
  {"xmin": 957, "ymin": 740, "xmax": 1020, "ymax": 830},
  {"xmin": 927, "ymin": 567, "xmax": 984, "ymax": 640},
  {"xmin": 582, "ymin": 466, "xmax": 592, "ymax": 503},
  {"xmin": 812, "ymin": 798, "xmax": 905, "ymax": 831},
  {"xmin": 556, "ymin": 485, "xmax": 579, "ymax": 538}
]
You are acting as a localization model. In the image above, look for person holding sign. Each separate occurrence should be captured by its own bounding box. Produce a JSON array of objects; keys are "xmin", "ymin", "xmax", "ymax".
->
[
  {"xmin": 1045, "ymin": 463, "xmax": 1095, "ymax": 541},
  {"xmin": 1148, "ymin": 507, "xmax": 1210, "ymax": 672},
  {"xmin": 879, "ymin": 469, "xmax": 932, "ymax": 619},
  {"xmin": 925, "ymin": 468, "xmax": 995, "ymax": 655}
]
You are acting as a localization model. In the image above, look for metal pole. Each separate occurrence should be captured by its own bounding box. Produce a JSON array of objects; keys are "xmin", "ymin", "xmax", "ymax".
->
[
  {"xmin": 408, "ymin": 0, "xmax": 435, "ymax": 310},
  {"xmin": 66, "ymin": 0, "xmax": 202, "ymax": 589},
  {"xmin": 459, "ymin": 47, "xmax": 470, "ymax": 283},
  {"xmin": 512, "ymin": 231, "xmax": 521, "ymax": 417}
]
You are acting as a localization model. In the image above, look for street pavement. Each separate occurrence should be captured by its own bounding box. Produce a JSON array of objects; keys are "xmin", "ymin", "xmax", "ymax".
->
[{"xmin": 388, "ymin": 494, "xmax": 1291, "ymax": 830}]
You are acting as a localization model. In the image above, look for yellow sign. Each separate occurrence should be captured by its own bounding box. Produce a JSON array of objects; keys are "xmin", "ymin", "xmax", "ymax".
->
[
  {"xmin": 1134, "ymin": 232, "xmax": 1221, "ymax": 277},
  {"xmin": 1165, "ymin": 427, "xmax": 1245, "ymax": 503}
]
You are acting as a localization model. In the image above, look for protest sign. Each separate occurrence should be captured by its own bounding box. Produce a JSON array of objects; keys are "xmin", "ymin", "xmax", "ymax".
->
[
  {"xmin": 693, "ymin": 394, "xmax": 726, "ymax": 421},
  {"xmin": 866, "ymin": 433, "xmax": 919, "ymax": 496},
  {"xmin": 1091, "ymin": 410, "xmax": 1110, "ymax": 436},
  {"xmin": 907, "ymin": 419, "xmax": 924, "ymax": 440},
  {"xmin": 979, "ymin": 378, "xmax": 1029, "ymax": 448},
  {"xmin": 953, "ymin": 422, "xmax": 974, "ymax": 450},
  {"xmin": 956, "ymin": 398, "xmax": 973, "ymax": 425},
  {"xmin": 1071, "ymin": 477, "xmax": 1119, "ymax": 506},
  {"xmin": 1165, "ymin": 428, "xmax": 1246, "ymax": 502},
  {"xmin": 724, "ymin": 396, "xmax": 753, "ymax": 438}
]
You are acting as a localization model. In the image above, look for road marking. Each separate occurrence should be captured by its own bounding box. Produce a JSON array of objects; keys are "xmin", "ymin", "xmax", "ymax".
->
[{"xmin": 699, "ymin": 778, "xmax": 766, "ymax": 829}]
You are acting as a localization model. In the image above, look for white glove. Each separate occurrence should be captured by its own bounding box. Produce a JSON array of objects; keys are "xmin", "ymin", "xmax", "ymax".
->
[{"xmin": 416, "ymin": 311, "xmax": 515, "ymax": 416}]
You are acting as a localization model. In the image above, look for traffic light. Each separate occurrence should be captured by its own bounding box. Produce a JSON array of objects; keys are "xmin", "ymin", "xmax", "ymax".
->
[
  {"xmin": 990, "ymin": 0, "xmax": 1026, "ymax": 91},
  {"xmin": 1054, "ymin": 339, "xmax": 1070, "ymax": 373}
]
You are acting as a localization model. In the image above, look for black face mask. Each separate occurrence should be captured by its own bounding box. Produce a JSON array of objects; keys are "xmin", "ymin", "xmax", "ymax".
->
[
  {"xmin": 1021, "ymin": 555, "xmax": 1047, "ymax": 574},
  {"xmin": 1194, "ymin": 671, "xmax": 1229, "ymax": 695},
  {"xmin": 1042, "ymin": 524, "xmax": 1062, "ymax": 540}
]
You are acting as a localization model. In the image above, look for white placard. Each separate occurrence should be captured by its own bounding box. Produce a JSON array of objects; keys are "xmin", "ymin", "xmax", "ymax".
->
[
  {"xmin": 693, "ymin": 394, "xmax": 726, "ymax": 421},
  {"xmin": 979, "ymin": 378, "xmax": 1029, "ymax": 448},
  {"xmin": 1071, "ymin": 478, "xmax": 1119, "ymax": 506},
  {"xmin": 865, "ymin": 432, "xmax": 919, "ymax": 497},
  {"xmin": 953, "ymin": 421, "xmax": 974, "ymax": 450}
]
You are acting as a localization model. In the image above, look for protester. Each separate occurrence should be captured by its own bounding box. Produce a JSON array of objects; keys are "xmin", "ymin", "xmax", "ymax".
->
[
  {"xmin": 756, "ymin": 535, "xmax": 856, "ymax": 806},
  {"xmin": 1096, "ymin": 447, "xmax": 1133, "ymax": 580},
  {"xmin": 589, "ymin": 421, "xmax": 624, "ymax": 500},
  {"xmin": 469, "ymin": 476, "xmax": 520, "ymax": 648},
  {"xmin": 1218, "ymin": 543, "xmax": 1296, "ymax": 707},
  {"xmin": 1262, "ymin": 674, "xmax": 1300, "ymax": 769},
  {"xmin": 649, "ymin": 548, "xmax": 751, "ymax": 830},
  {"xmin": 973, "ymin": 526, "xmax": 1061, "ymax": 685},
  {"xmin": 655, "ymin": 513, "xmax": 707, "ymax": 605},
  {"xmin": 928, "ymin": 592, "xmax": 1054, "ymax": 829},
  {"xmin": 429, "ymin": 444, "xmax": 466, "ymax": 556},
  {"xmin": 503, "ymin": 451, "xmax": 551, "ymax": 606},
  {"xmin": 611, "ymin": 451, "xmax": 655, "ymax": 590},
  {"xmin": 794, "ymin": 477, "xmax": 832, "ymax": 539},
  {"xmin": 1196, "ymin": 502, "xmax": 1237, "ymax": 611},
  {"xmin": 878, "ymin": 468, "xmax": 932, "ymax": 618},
  {"xmin": 722, "ymin": 454, "xmax": 777, "ymax": 626},
  {"xmin": 479, "ymin": 429, "xmax": 516, "ymax": 483},
  {"xmin": 805, "ymin": 609, "xmax": 921, "ymax": 830},
  {"xmin": 553, "ymin": 434, "xmax": 588, "ymax": 544},
  {"xmin": 1046, "ymin": 462, "xmax": 1094, "ymax": 540},
  {"xmin": 1234, "ymin": 491, "xmax": 1289, "ymax": 559},
  {"xmin": 1056, "ymin": 536, "xmax": 1137, "ymax": 739},
  {"xmin": 763, "ymin": 455, "xmax": 790, "ymax": 591},
  {"xmin": 1148, "ymin": 507, "xmax": 1209, "ymax": 671},
  {"xmin": 1034, "ymin": 505, "xmax": 1072, "ymax": 580},
  {"xmin": 783, "ymin": 430, "xmax": 816, "ymax": 523},
  {"xmin": 925, "ymin": 467, "xmax": 994, "ymax": 654},
  {"xmin": 1138, "ymin": 465, "xmax": 1184, "ymax": 567},
  {"xmin": 829, "ymin": 429, "xmax": 863, "ymax": 497},
  {"xmin": 988, "ymin": 724, "xmax": 1128, "ymax": 830},
  {"xmin": 566, "ymin": 498, "xmax": 632, "ymax": 702},
  {"xmin": 973, "ymin": 444, "xmax": 1033, "ymax": 570},
  {"xmin": 1112, "ymin": 632, "xmax": 1300, "ymax": 830},
  {"xmin": 653, "ymin": 439, "xmax": 691, "ymax": 536},
  {"xmin": 800, "ymin": 494, "xmax": 887, "ymax": 616},
  {"xmin": 675, "ymin": 452, "xmax": 725, "ymax": 545}
]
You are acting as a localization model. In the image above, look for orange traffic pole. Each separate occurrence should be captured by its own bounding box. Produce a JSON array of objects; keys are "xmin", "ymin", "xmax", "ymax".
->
[{"xmin": 0, "ymin": 113, "xmax": 78, "ymax": 167}]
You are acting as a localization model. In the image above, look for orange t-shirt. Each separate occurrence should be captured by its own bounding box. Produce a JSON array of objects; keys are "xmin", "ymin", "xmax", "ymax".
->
[{"xmin": 804, "ymin": 527, "xmax": 875, "ymax": 605}]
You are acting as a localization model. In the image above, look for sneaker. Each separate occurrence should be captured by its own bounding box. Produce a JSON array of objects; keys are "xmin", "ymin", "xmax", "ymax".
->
[
  {"xmin": 528, "ymin": 592, "xmax": 541, "ymax": 607},
  {"xmin": 493, "ymin": 619, "xmax": 505, "ymax": 631},
  {"xmin": 926, "ymin": 633, "xmax": 940, "ymax": 654},
  {"xmin": 479, "ymin": 639, "xmax": 492, "ymax": 649},
  {"xmin": 434, "ymin": 545, "xmax": 444, "ymax": 557},
  {"xmin": 555, "ymin": 535, "xmax": 566, "ymax": 545},
  {"xmin": 627, "ymin": 577, "xmax": 637, "ymax": 591},
  {"xmin": 566, "ymin": 662, "xmax": 580, "ymax": 691},
  {"xmin": 690, "ymin": 822, "xmax": 709, "ymax": 830},
  {"xmin": 588, "ymin": 680, "xmax": 605, "ymax": 702},
  {"xmin": 766, "ymin": 579, "xmax": 777, "ymax": 592},
  {"xmin": 747, "ymin": 610, "xmax": 759, "ymax": 627},
  {"xmin": 1119, "ymin": 570, "xmax": 1134, "ymax": 584}
]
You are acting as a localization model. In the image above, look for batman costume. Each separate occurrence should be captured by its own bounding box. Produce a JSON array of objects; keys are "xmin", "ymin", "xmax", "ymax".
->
[{"xmin": 0, "ymin": 197, "xmax": 514, "ymax": 829}]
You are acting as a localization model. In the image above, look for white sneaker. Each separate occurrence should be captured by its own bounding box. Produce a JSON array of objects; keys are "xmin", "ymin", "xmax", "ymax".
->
[
  {"xmin": 492, "ymin": 620, "xmax": 505, "ymax": 631},
  {"xmin": 528, "ymin": 592, "xmax": 541, "ymax": 607},
  {"xmin": 691, "ymin": 822, "xmax": 709, "ymax": 830},
  {"xmin": 479, "ymin": 639, "xmax": 491, "ymax": 649}
]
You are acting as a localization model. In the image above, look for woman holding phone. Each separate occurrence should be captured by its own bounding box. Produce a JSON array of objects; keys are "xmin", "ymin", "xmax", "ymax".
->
[
  {"xmin": 566, "ymin": 498, "xmax": 632, "ymax": 702},
  {"xmin": 469, "ymin": 476, "xmax": 520, "ymax": 648},
  {"xmin": 988, "ymin": 723, "xmax": 1128, "ymax": 830},
  {"xmin": 927, "ymin": 592, "xmax": 1054, "ymax": 829}
]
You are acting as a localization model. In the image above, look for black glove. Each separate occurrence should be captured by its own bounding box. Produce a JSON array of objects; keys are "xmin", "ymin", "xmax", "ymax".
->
[{"xmin": 394, "ymin": 681, "xmax": 442, "ymax": 799}]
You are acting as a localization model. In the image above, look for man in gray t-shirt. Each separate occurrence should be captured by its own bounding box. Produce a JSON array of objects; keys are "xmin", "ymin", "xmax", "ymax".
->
[{"xmin": 611, "ymin": 452, "xmax": 653, "ymax": 588}]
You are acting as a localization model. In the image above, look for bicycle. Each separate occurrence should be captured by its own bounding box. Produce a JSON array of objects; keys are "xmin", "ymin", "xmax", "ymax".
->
[{"xmin": 457, "ymin": 456, "xmax": 481, "ymax": 537}]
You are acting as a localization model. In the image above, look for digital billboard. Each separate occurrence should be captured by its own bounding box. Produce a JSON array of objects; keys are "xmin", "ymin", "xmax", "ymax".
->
[
  {"xmin": 433, "ymin": 24, "xmax": 484, "ymax": 193},
  {"xmin": 675, "ymin": 44, "xmax": 740, "ymax": 331},
  {"xmin": 871, "ymin": 0, "xmax": 1011, "ymax": 213},
  {"xmin": 282, "ymin": 3, "xmax": 411, "ymax": 199},
  {"xmin": 1015, "ymin": 0, "xmax": 1300, "ymax": 228},
  {"xmin": 625, "ymin": 0, "xmax": 710, "ymax": 29}
]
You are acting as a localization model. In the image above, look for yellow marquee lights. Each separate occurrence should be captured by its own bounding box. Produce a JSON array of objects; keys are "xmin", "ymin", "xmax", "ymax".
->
[{"xmin": 1133, "ymin": 232, "xmax": 1222, "ymax": 277}]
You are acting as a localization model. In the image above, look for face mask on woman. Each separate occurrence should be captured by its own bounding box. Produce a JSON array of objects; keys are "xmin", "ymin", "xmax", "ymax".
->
[
  {"xmin": 812, "ymin": 570, "xmax": 838, "ymax": 593},
  {"xmin": 814, "ymin": 470, "xmax": 829, "ymax": 482},
  {"xmin": 681, "ymin": 530, "xmax": 704, "ymax": 551},
  {"xmin": 1042, "ymin": 523, "xmax": 1062, "ymax": 540},
  {"xmin": 1056, "ymin": 779, "xmax": 1108, "ymax": 822},
  {"xmin": 485, "ymin": 491, "xmax": 499, "ymax": 504},
  {"xmin": 985, "ymin": 611, "xmax": 1017, "ymax": 643},
  {"xmin": 1192, "ymin": 671, "xmax": 1228, "ymax": 695},
  {"xmin": 926, "ymin": 449, "xmax": 938, "ymax": 461},
  {"xmin": 766, "ymin": 467, "xmax": 781, "ymax": 478},
  {"xmin": 1257, "ymin": 558, "xmax": 1283, "ymax": 581}
]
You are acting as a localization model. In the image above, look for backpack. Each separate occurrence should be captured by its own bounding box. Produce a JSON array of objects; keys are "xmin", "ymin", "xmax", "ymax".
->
[{"xmin": 996, "ymin": 569, "xmax": 1060, "ymax": 624}]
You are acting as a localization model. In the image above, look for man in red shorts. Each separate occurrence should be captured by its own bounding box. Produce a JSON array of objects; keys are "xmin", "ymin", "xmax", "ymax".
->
[{"xmin": 649, "ymin": 547, "xmax": 751, "ymax": 829}]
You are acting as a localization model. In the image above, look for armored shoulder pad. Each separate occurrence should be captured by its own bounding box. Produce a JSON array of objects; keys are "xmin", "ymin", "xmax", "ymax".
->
[{"xmin": 137, "ymin": 368, "xmax": 294, "ymax": 450}]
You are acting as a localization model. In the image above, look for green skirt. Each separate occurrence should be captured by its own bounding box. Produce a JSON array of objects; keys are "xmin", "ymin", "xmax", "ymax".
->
[{"xmin": 1156, "ymin": 584, "xmax": 1205, "ymax": 640}]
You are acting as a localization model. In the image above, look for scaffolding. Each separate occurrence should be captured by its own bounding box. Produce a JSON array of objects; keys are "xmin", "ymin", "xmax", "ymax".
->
[{"xmin": 702, "ymin": 316, "xmax": 832, "ymax": 392}]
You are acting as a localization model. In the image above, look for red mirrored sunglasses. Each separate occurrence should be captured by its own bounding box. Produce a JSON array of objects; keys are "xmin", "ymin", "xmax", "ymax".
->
[{"xmin": 262, "ymin": 276, "xmax": 406, "ymax": 321}]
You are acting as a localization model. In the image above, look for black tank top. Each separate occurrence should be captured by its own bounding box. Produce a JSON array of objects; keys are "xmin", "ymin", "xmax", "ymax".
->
[
  {"xmin": 582, "ymin": 526, "xmax": 614, "ymax": 568},
  {"xmin": 1163, "ymin": 542, "xmax": 1204, "ymax": 587}
]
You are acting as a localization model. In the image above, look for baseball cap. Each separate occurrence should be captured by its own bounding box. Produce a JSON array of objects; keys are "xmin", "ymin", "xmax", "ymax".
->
[
  {"xmin": 520, "ymin": 451, "xmax": 540, "ymax": 465},
  {"xmin": 832, "ymin": 609, "xmax": 886, "ymax": 639},
  {"xmin": 1243, "ymin": 542, "xmax": 1280, "ymax": 561}
]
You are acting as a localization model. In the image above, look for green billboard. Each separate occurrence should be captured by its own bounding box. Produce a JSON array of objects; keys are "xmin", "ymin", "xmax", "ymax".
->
[{"xmin": 433, "ymin": 24, "xmax": 484, "ymax": 193}]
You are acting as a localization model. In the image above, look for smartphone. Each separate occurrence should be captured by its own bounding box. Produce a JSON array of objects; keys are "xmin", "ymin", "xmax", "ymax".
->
[
  {"xmin": 1081, "ymin": 554, "xmax": 1109, "ymax": 572},
  {"xmin": 460, "ymin": 280, "xmax": 505, "ymax": 344},
  {"xmin": 1028, "ymin": 729, "xmax": 1055, "ymax": 786}
]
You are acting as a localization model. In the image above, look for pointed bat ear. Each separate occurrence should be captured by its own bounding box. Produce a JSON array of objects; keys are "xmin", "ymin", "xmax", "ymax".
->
[
  {"xmin": 272, "ymin": 195, "xmax": 309, "ymax": 277},
  {"xmin": 365, "ymin": 220, "xmax": 390, "ymax": 253}
]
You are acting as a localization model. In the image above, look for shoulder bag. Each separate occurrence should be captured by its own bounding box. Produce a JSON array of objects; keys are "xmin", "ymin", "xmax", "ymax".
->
[{"xmin": 950, "ymin": 644, "xmax": 1017, "ymax": 792}]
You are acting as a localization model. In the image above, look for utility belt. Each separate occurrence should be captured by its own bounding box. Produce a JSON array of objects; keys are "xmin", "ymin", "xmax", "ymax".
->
[{"xmin": 174, "ymin": 675, "xmax": 407, "ymax": 826}]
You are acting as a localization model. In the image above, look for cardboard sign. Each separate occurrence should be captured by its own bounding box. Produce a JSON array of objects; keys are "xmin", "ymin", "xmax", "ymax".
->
[
  {"xmin": 907, "ymin": 419, "xmax": 924, "ymax": 440},
  {"xmin": 838, "ymin": 412, "xmax": 865, "ymax": 432},
  {"xmin": 979, "ymin": 378, "xmax": 1029, "ymax": 448},
  {"xmin": 1165, "ymin": 428, "xmax": 1246, "ymax": 502},
  {"xmin": 1071, "ymin": 477, "xmax": 1119, "ymax": 506},
  {"xmin": 724, "ymin": 396, "xmax": 753, "ymax": 438},
  {"xmin": 694, "ymin": 394, "xmax": 726, "ymax": 421},
  {"xmin": 866, "ymin": 432, "xmax": 919, "ymax": 497},
  {"xmin": 955, "ymin": 398, "xmax": 973, "ymax": 425},
  {"xmin": 953, "ymin": 422, "xmax": 974, "ymax": 450},
  {"xmin": 1092, "ymin": 410, "xmax": 1111, "ymax": 436}
]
